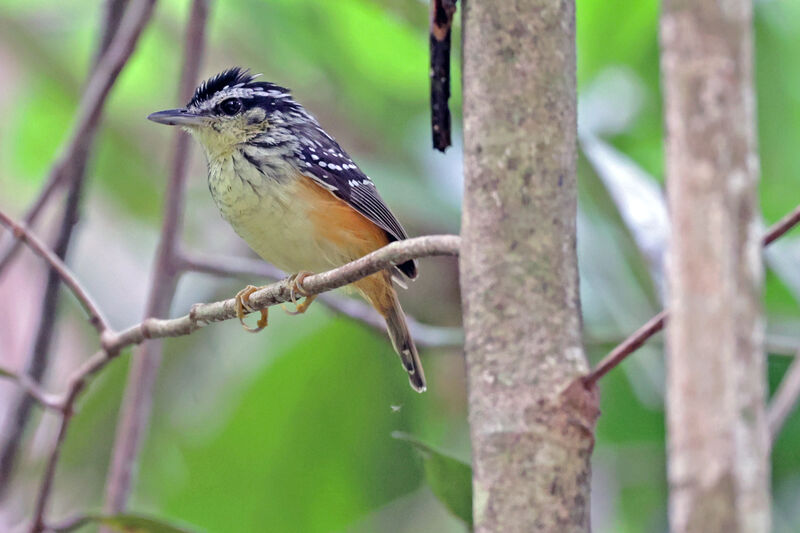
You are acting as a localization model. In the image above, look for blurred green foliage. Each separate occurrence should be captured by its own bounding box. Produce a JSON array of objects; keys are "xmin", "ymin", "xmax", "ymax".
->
[{"xmin": 1, "ymin": 0, "xmax": 800, "ymax": 532}]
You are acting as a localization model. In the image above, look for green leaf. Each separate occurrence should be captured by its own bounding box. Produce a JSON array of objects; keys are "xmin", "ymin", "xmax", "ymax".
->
[
  {"xmin": 392, "ymin": 432, "xmax": 473, "ymax": 527},
  {"xmin": 82, "ymin": 513, "xmax": 201, "ymax": 533}
]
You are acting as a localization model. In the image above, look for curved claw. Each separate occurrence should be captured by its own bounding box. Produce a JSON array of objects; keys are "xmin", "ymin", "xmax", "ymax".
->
[
  {"xmin": 235, "ymin": 284, "xmax": 269, "ymax": 333},
  {"xmin": 282, "ymin": 271, "xmax": 317, "ymax": 316}
]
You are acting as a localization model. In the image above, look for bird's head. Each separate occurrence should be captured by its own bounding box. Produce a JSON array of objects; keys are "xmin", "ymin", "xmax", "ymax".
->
[{"xmin": 148, "ymin": 67, "xmax": 305, "ymax": 158}]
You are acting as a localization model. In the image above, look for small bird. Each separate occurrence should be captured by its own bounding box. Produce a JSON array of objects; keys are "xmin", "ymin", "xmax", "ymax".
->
[{"xmin": 148, "ymin": 67, "xmax": 426, "ymax": 392}]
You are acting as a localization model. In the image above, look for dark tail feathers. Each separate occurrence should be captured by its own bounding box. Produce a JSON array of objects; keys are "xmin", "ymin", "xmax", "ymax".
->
[{"xmin": 385, "ymin": 295, "xmax": 426, "ymax": 393}]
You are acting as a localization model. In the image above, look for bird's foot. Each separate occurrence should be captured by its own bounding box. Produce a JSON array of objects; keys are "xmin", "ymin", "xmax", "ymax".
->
[
  {"xmin": 234, "ymin": 284, "xmax": 269, "ymax": 333},
  {"xmin": 282, "ymin": 271, "xmax": 317, "ymax": 315}
]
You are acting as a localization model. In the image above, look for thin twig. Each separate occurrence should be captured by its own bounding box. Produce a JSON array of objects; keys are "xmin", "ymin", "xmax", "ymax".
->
[
  {"xmin": 0, "ymin": 369, "xmax": 61, "ymax": 411},
  {"xmin": 582, "ymin": 330, "xmax": 800, "ymax": 357},
  {"xmin": 0, "ymin": 208, "xmax": 457, "ymax": 530},
  {"xmin": 0, "ymin": 236, "xmax": 459, "ymax": 378},
  {"xmin": 0, "ymin": 0, "xmax": 130, "ymax": 498},
  {"xmin": 584, "ymin": 202, "xmax": 800, "ymax": 384},
  {"xmin": 101, "ymin": 0, "xmax": 205, "ymax": 517},
  {"xmin": 0, "ymin": 236, "xmax": 462, "ymax": 373},
  {"xmin": 0, "ymin": 234, "xmax": 458, "ymax": 530},
  {"xmin": 5, "ymin": 4, "xmax": 157, "ymax": 525},
  {"xmin": 0, "ymin": 0, "xmax": 157, "ymax": 275},
  {"xmin": 96, "ymin": 235, "xmax": 461, "ymax": 354},
  {"xmin": 583, "ymin": 311, "xmax": 667, "ymax": 387},
  {"xmin": 0, "ymin": 211, "xmax": 109, "ymax": 334},
  {"xmin": 29, "ymin": 380, "xmax": 88, "ymax": 533},
  {"xmin": 768, "ymin": 349, "xmax": 800, "ymax": 445},
  {"xmin": 180, "ymin": 251, "xmax": 464, "ymax": 348},
  {"xmin": 28, "ymin": 347, "xmax": 116, "ymax": 533},
  {"xmin": 762, "ymin": 204, "xmax": 800, "ymax": 246},
  {"xmin": 429, "ymin": 0, "xmax": 457, "ymax": 151}
]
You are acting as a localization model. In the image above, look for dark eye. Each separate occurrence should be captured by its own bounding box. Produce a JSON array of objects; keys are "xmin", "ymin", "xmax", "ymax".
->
[{"xmin": 219, "ymin": 98, "xmax": 242, "ymax": 116}]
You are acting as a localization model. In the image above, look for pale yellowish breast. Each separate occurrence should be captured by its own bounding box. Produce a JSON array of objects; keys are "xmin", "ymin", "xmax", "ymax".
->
[{"xmin": 206, "ymin": 152, "xmax": 389, "ymax": 277}]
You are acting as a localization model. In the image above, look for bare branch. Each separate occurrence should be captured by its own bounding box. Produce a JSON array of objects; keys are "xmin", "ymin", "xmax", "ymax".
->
[
  {"xmin": 180, "ymin": 251, "xmax": 463, "ymax": 348},
  {"xmin": 0, "ymin": 234, "xmax": 458, "ymax": 531},
  {"xmin": 102, "ymin": 0, "xmax": 209, "ymax": 518},
  {"xmin": 585, "ymin": 202, "xmax": 800, "ymax": 383},
  {"xmin": 99, "ymin": 235, "xmax": 460, "ymax": 354},
  {"xmin": 0, "ymin": 0, "xmax": 132, "ymax": 498},
  {"xmin": 768, "ymin": 350, "xmax": 800, "ymax": 445},
  {"xmin": 583, "ymin": 310, "xmax": 666, "ymax": 387},
  {"xmin": 429, "ymin": 0, "xmax": 457, "ymax": 151},
  {"xmin": 0, "ymin": 368, "xmax": 61, "ymax": 410},
  {"xmin": 763, "ymin": 203, "xmax": 800, "ymax": 246},
  {"xmin": 28, "ymin": 380, "xmax": 87, "ymax": 533},
  {"xmin": 0, "ymin": 210, "xmax": 109, "ymax": 334},
  {"xmin": 29, "ymin": 348, "xmax": 122, "ymax": 532},
  {"xmin": 0, "ymin": 0, "xmax": 157, "ymax": 274},
  {"xmin": 0, "ymin": 237, "xmax": 460, "ymax": 393}
]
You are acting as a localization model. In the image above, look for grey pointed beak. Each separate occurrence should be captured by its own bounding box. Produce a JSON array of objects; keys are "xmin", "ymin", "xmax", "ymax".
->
[{"xmin": 147, "ymin": 108, "xmax": 206, "ymax": 126}]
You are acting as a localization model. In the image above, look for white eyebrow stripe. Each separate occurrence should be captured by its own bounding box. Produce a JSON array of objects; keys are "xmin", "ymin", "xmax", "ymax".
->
[{"xmin": 194, "ymin": 86, "xmax": 275, "ymax": 111}]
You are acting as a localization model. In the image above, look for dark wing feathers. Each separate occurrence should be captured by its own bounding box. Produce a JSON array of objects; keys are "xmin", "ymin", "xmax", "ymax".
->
[{"xmin": 292, "ymin": 131, "xmax": 417, "ymax": 279}]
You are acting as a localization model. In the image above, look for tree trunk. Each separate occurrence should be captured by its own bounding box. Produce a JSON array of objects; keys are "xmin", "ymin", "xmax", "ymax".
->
[
  {"xmin": 660, "ymin": 1, "xmax": 770, "ymax": 531},
  {"xmin": 459, "ymin": 1, "xmax": 595, "ymax": 532}
]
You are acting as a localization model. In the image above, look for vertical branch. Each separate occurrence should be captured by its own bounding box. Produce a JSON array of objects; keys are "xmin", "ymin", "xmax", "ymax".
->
[
  {"xmin": 460, "ymin": 1, "xmax": 595, "ymax": 531},
  {"xmin": 97, "ymin": 0, "xmax": 129, "ymax": 59},
  {"xmin": 0, "ymin": 0, "xmax": 129, "ymax": 498},
  {"xmin": 430, "ymin": 0, "xmax": 457, "ymax": 152},
  {"xmin": 660, "ymin": 1, "xmax": 770, "ymax": 531},
  {"xmin": 101, "ymin": 0, "xmax": 209, "ymax": 516}
]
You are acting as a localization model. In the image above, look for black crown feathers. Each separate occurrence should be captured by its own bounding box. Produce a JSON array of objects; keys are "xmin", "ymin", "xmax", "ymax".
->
[{"xmin": 188, "ymin": 67, "xmax": 256, "ymax": 107}]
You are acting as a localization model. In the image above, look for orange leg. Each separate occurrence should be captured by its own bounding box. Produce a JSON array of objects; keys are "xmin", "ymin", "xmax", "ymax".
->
[
  {"xmin": 234, "ymin": 285, "xmax": 269, "ymax": 333},
  {"xmin": 282, "ymin": 271, "xmax": 317, "ymax": 315}
]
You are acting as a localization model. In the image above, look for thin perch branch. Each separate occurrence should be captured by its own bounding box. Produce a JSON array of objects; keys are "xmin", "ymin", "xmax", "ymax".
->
[
  {"xmin": 180, "ymin": 251, "xmax": 463, "ymax": 348},
  {"xmin": 101, "ymin": 235, "xmax": 460, "ymax": 354},
  {"xmin": 0, "ymin": 235, "xmax": 460, "ymax": 369}
]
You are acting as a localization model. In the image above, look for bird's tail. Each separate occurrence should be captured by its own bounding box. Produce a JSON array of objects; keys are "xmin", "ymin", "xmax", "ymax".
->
[
  {"xmin": 384, "ymin": 294, "xmax": 426, "ymax": 392},
  {"xmin": 355, "ymin": 272, "xmax": 427, "ymax": 393}
]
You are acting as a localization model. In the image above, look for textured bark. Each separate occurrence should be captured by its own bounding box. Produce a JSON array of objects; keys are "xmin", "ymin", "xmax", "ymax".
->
[
  {"xmin": 459, "ymin": 1, "xmax": 595, "ymax": 532},
  {"xmin": 660, "ymin": 1, "xmax": 770, "ymax": 532}
]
